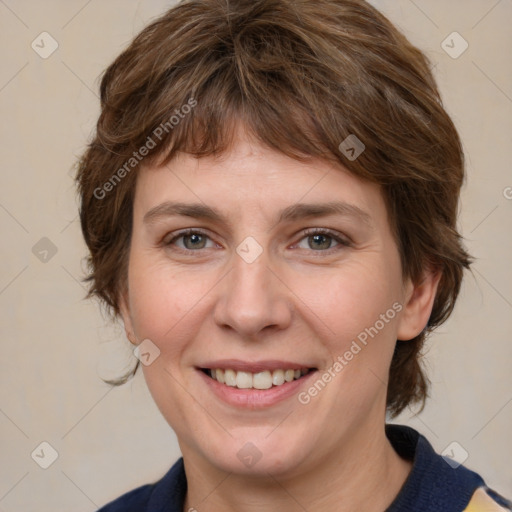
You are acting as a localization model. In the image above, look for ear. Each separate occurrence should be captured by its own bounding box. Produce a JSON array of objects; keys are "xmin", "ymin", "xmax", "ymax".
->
[
  {"xmin": 118, "ymin": 291, "xmax": 138, "ymax": 345},
  {"xmin": 397, "ymin": 269, "xmax": 441, "ymax": 341}
]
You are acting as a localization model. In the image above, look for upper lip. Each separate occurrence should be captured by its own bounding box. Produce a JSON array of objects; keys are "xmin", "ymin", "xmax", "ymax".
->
[{"xmin": 198, "ymin": 359, "xmax": 317, "ymax": 373}]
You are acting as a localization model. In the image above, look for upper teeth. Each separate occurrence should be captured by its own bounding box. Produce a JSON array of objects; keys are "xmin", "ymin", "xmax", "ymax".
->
[{"xmin": 208, "ymin": 368, "xmax": 309, "ymax": 389}]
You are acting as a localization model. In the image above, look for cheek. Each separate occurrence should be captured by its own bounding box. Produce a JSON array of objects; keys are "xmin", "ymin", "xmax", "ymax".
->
[
  {"xmin": 300, "ymin": 262, "xmax": 400, "ymax": 341},
  {"xmin": 293, "ymin": 258, "xmax": 403, "ymax": 396},
  {"xmin": 127, "ymin": 256, "xmax": 211, "ymax": 340}
]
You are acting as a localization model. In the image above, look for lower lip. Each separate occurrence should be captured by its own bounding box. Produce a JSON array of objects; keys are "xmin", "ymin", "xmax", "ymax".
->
[{"xmin": 197, "ymin": 369, "xmax": 317, "ymax": 408}]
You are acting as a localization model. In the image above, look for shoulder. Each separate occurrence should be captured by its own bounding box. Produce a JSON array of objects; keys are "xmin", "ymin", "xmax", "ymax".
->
[{"xmin": 97, "ymin": 457, "xmax": 187, "ymax": 512}]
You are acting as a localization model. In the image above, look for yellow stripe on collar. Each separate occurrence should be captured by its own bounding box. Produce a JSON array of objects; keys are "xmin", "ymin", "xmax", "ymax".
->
[{"xmin": 464, "ymin": 487, "xmax": 510, "ymax": 511}]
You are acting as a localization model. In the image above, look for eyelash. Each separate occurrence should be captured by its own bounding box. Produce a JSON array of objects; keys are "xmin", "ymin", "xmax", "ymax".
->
[{"xmin": 163, "ymin": 228, "xmax": 352, "ymax": 255}]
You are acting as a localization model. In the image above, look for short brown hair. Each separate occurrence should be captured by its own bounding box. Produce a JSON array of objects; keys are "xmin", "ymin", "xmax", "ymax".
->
[{"xmin": 76, "ymin": 0, "xmax": 471, "ymax": 417}]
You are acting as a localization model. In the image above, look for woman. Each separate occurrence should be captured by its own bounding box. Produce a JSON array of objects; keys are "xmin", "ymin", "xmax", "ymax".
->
[{"xmin": 76, "ymin": 0, "xmax": 511, "ymax": 510}]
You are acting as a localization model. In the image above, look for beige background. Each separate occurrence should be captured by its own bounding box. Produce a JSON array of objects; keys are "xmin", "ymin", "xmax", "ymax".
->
[{"xmin": 0, "ymin": 1, "xmax": 510, "ymax": 510}]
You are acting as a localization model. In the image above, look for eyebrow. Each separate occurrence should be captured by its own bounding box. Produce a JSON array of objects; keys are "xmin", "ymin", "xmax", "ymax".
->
[{"xmin": 143, "ymin": 200, "xmax": 372, "ymax": 227}]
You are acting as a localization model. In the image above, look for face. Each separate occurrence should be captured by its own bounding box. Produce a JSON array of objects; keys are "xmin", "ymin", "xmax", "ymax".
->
[{"xmin": 120, "ymin": 132, "xmax": 433, "ymax": 478}]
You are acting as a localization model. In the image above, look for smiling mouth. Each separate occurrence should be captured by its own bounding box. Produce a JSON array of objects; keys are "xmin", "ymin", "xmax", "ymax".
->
[{"xmin": 201, "ymin": 367, "xmax": 317, "ymax": 390}]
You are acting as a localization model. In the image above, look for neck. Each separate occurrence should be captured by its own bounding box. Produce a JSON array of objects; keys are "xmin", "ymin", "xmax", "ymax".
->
[{"xmin": 182, "ymin": 422, "xmax": 412, "ymax": 512}]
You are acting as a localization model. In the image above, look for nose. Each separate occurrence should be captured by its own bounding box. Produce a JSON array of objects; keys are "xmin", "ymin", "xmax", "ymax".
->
[{"xmin": 213, "ymin": 247, "xmax": 292, "ymax": 338}]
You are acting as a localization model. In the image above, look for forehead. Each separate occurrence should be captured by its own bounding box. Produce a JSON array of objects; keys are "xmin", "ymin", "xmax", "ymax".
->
[{"xmin": 138, "ymin": 136, "xmax": 381, "ymax": 207}]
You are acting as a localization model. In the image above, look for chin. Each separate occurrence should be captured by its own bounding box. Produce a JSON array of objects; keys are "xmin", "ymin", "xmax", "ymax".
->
[{"xmin": 197, "ymin": 431, "xmax": 312, "ymax": 478}]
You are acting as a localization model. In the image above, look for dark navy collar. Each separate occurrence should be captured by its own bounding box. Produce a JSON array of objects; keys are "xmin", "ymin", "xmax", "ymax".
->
[
  {"xmin": 385, "ymin": 424, "xmax": 484, "ymax": 511},
  {"xmin": 146, "ymin": 456, "xmax": 187, "ymax": 511}
]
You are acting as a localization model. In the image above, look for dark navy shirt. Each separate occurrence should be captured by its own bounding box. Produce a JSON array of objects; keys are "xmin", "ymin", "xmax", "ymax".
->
[{"xmin": 97, "ymin": 424, "xmax": 511, "ymax": 511}]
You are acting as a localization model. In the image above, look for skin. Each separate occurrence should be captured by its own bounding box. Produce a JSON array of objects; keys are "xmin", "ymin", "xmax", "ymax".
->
[{"xmin": 120, "ymin": 129, "xmax": 440, "ymax": 512}]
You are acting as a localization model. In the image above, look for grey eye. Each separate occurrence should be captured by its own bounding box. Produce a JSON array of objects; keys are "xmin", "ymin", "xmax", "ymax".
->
[
  {"xmin": 307, "ymin": 234, "xmax": 334, "ymax": 250},
  {"xmin": 181, "ymin": 233, "xmax": 208, "ymax": 250}
]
